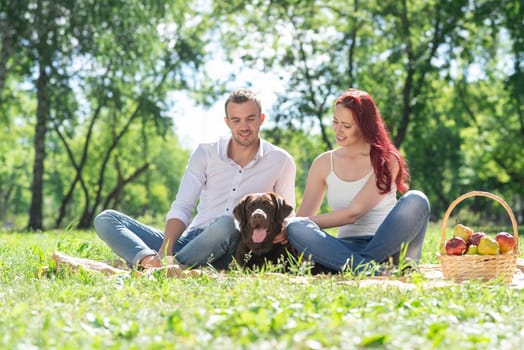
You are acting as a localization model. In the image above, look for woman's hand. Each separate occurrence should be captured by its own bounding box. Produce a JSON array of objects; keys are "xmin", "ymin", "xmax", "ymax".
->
[
  {"xmin": 273, "ymin": 217, "xmax": 302, "ymax": 245},
  {"xmin": 273, "ymin": 230, "xmax": 288, "ymax": 245}
]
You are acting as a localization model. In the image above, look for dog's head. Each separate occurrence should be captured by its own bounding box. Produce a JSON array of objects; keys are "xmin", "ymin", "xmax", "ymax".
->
[{"xmin": 233, "ymin": 192, "xmax": 293, "ymax": 255}]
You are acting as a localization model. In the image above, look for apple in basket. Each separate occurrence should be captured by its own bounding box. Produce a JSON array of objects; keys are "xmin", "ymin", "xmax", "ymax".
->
[
  {"xmin": 469, "ymin": 231, "xmax": 486, "ymax": 246},
  {"xmin": 445, "ymin": 237, "xmax": 467, "ymax": 255},
  {"xmin": 453, "ymin": 223, "xmax": 474, "ymax": 241},
  {"xmin": 465, "ymin": 245, "xmax": 478, "ymax": 255},
  {"xmin": 495, "ymin": 232, "xmax": 516, "ymax": 254}
]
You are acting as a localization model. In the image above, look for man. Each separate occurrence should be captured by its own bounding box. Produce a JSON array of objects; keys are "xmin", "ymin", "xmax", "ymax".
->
[{"xmin": 94, "ymin": 89, "xmax": 296, "ymax": 270}]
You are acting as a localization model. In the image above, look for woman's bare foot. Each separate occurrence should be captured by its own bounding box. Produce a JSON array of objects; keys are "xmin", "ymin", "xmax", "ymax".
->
[{"xmin": 139, "ymin": 255, "xmax": 162, "ymax": 268}]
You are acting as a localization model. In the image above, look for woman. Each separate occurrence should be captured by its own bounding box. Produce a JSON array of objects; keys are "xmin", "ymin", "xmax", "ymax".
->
[{"xmin": 286, "ymin": 88, "xmax": 430, "ymax": 274}]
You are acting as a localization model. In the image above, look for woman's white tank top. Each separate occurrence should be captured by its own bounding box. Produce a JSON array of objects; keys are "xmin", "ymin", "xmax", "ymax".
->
[{"xmin": 325, "ymin": 151, "xmax": 397, "ymax": 238}]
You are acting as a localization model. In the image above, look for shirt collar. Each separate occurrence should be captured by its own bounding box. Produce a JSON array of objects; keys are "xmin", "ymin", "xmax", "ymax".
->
[{"xmin": 218, "ymin": 136, "xmax": 266, "ymax": 163}]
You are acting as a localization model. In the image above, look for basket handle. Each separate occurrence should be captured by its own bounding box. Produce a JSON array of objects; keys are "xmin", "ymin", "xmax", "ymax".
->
[{"xmin": 440, "ymin": 191, "xmax": 520, "ymax": 255}]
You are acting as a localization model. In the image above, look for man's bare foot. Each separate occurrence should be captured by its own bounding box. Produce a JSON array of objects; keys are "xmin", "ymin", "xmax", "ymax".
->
[{"xmin": 139, "ymin": 255, "xmax": 162, "ymax": 268}]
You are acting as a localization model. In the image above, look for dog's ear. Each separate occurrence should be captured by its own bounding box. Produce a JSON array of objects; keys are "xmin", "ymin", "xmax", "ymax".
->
[
  {"xmin": 270, "ymin": 192, "xmax": 293, "ymax": 222},
  {"xmin": 233, "ymin": 194, "xmax": 250, "ymax": 225}
]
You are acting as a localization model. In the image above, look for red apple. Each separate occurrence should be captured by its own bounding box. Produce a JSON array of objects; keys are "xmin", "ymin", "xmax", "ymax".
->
[
  {"xmin": 445, "ymin": 237, "xmax": 468, "ymax": 255},
  {"xmin": 469, "ymin": 231, "xmax": 487, "ymax": 246},
  {"xmin": 495, "ymin": 232, "xmax": 515, "ymax": 254}
]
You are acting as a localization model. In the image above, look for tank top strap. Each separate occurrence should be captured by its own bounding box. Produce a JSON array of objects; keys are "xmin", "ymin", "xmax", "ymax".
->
[{"xmin": 330, "ymin": 150, "xmax": 335, "ymax": 173}]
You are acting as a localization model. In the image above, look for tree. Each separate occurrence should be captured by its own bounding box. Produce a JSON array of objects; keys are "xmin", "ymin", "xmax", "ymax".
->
[
  {"xmin": 4, "ymin": 1, "xmax": 207, "ymax": 229},
  {"xmin": 2, "ymin": 1, "xmax": 523, "ymax": 228},
  {"xmin": 213, "ymin": 0, "xmax": 524, "ymax": 221}
]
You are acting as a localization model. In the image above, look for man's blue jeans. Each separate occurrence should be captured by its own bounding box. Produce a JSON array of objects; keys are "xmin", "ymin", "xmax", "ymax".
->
[
  {"xmin": 93, "ymin": 210, "xmax": 239, "ymax": 269},
  {"xmin": 286, "ymin": 190, "xmax": 430, "ymax": 272}
]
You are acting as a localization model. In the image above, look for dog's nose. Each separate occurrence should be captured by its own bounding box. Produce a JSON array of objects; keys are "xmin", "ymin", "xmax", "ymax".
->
[{"xmin": 252, "ymin": 208, "xmax": 267, "ymax": 220}]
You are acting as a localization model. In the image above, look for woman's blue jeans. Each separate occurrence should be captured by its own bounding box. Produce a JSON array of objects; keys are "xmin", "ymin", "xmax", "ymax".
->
[
  {"xmin": 286, "ymin": 190, "xmax": 430, "ymax": 272},
  {"xmin": 93, "ymin": 210, "xmax": 239, "ymax": 269}
]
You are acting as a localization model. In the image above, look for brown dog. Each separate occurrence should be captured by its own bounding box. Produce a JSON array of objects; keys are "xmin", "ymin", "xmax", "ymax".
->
[{"xmin": 233, "ymin": 192, "xmax": 295, "ymax": 269}]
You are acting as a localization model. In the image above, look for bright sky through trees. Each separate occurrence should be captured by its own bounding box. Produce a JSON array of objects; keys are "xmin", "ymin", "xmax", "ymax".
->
[{"xmin": 171, "ymin": 67, "xmax": 285, "ymax": 149}]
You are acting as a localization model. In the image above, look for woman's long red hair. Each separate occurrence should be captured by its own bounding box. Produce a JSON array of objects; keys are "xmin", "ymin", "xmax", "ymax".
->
[{"xmin": 335, "ymin": 88, "xmax": 409, "ymax": 194}]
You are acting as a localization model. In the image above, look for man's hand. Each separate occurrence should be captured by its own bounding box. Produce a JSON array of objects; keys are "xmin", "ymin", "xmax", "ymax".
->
[{"xmin": 160, "ymin": 218, "xmax": 186, "ymax": 258}]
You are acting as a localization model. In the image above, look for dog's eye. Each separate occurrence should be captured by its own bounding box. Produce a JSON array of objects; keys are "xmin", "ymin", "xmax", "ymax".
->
[{"xmin": 246, "ymin": 202, "xmax": 258, "ymax": 211}]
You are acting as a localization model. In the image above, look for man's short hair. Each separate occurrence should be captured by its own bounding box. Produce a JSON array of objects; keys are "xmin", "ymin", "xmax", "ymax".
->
[{"xmin": 224, "ymin": 89, "xmax": 262, "ymax": 117}]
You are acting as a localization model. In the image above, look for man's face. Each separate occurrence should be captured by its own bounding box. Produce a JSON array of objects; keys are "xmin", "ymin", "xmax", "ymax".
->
[{"xmin": 224, "ymin": 100, "xmax": 265, "ymax": 147}]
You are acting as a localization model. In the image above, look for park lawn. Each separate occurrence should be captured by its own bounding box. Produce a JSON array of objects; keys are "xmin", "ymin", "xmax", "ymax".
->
[{"xmin": 1, "ymin": 223, "xmax": 524, "ymax": 349}]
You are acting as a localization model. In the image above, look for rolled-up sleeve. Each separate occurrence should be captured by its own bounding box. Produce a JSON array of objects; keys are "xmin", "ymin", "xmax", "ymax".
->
[
  {"xmin": 165, "ymin": 145, "xmax": 207, "ymax": 225},
  {"xmin": 275, "ymin": 155, "xmax": 296, "ymax": 209}
]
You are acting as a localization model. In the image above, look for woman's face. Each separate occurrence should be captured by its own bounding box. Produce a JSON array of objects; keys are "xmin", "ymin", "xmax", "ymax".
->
[{"xmin": 332, "ymin": 104, "xmax": 364, "ymax": 147}]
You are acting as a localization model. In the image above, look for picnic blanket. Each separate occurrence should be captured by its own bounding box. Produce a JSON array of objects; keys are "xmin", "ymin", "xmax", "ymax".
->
[{"xmin": 48, "ymin": 252, "xmax": 524, "ymax": 289}]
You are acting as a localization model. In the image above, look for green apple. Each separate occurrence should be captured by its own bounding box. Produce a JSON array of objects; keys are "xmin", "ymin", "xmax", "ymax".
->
[{"xmin": 466, "ymin": 245, "xmax": 478, "ymax": 255}]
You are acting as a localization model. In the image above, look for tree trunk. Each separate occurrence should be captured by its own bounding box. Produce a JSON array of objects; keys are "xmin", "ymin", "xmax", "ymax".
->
[
  {"xmin": 28, "ymin": 62, "xmax": 49, "ymax": 230},
  {"xmin": 53, "ymin": 103, "xmax": 102, "ymax": 228}
]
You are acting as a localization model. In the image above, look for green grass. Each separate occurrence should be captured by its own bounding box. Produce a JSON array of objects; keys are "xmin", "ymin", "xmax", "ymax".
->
[{"xmin": 1, "ymin": 223, "xmax": 523, "ymax": 349}]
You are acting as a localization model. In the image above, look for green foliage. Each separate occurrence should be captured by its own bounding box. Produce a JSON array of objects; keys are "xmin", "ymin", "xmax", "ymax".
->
[
  {"xmin": 212, "ymin": 0, "xmax": 524, "ymax": 224},
  {"xmin": 2, "ymin": 0, "xmax": 524, "ymax": 230},
  {"xmin": 1, "ymin": 225, "xmax": 524, "ymax": 349},
  {"xmin": 0, "ymin": 103, "xmax": 33, "ymax": 228},
  {"xmin": 0, "ymin": 1, "xmax": 205, "ymax": 229}
]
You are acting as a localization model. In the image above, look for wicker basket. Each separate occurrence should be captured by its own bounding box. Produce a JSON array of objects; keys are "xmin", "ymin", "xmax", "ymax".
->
[{"xmin": 438, "ymin": 191, "xmax": 519, "ymax": 283}]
